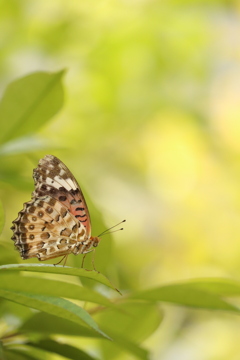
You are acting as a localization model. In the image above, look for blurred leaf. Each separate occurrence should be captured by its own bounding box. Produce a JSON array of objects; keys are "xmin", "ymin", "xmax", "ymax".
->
[
  {"xmin": 99, "ymin": 328, "xmax": 149, "ymax": 360},
  {"xmin": 0, "ymin": 263, "xmax": 120, "ymax": 292},
  {"xmin": 97, "ymin": 301, "xmax": 162, "ymax": 343},
  {"xmin": 27, "ymin": 339, "xmax": 98, "ymax": 360},
  {"xmin": 0, "ymin": 168, "xmax": 32, "ymax": 190},
  {"xmin": 0, "ymin": 70, "xmax": 65, "ymax": 144},
  {"xmin": 0, "ymin": 200, "xmax": 4, "ymax": 235},
  {"xmin": 3, "ymin": 349, "xmax": 39, "ymax": 360},
  {"xmin": 0, "ymin": 289, "xmax": 110, "ymax": 339},
  {"xmin": 182, "ymin": 278, "xmax": 240, "ymax": 297},
  {"xmin": 130, "ymin": 283, "xmax": 239, "ymax": 312},
  {"xmin": 0, "ymin": 342, "xmax": 5, "ymax": 360},
  {"xmin": 96, "ymin": 301, "xmax": 161, "ymax": 360},
  {"xmin": 0, "ymin": 274, "xmax": 113, "ymax": 307},
  {"xmin": 20, "ymin": 312, "xmax": 102, "ymax": 338},
  {"xmin": 0, "ymin": 242, "xmax": 19, "ymax": 266},
  {"xmin": 0, "ymin": 135, "xmax": 62, "ymax": 156},
  {"xmin": 0, "ymin": 298, "xmax": 33, "ymax": 325}
]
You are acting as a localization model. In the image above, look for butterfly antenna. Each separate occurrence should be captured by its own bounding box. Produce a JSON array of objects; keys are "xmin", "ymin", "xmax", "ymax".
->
[
  {"xmin": 100, "ymin": 228, "xmax": 124, "ymax": 237},
  {"xmin": 98, "ymin": 220, "xmax": 126, "ymax": 237}
]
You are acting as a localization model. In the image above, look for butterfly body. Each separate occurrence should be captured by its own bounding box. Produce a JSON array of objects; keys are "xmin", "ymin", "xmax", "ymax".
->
[{"xmin": 11, "ymin": 155, "xmax": 100, "ymax": 261}]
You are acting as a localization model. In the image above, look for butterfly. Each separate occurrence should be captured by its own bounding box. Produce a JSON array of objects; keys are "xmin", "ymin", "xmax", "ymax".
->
[{"xmin": 11, "ymin": 155, "xmax": 102, "ymax": 265}]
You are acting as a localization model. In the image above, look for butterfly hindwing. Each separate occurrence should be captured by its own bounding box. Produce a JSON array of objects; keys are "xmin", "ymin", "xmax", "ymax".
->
[{"xmin": 11, "ymin": 195, "xmax": 88, "ymax": 260}]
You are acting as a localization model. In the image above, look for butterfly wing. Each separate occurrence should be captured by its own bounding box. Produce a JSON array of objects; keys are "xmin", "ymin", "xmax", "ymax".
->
[
  {"xmin": 11, "ymin": 195, "xmax": 88, "ymax": 260},
  {"xmin": 32, "ymin": 155, "xmax": 91, "ymax": 236},
  {"xmin": 11, "ymin": 155, "xmax": 93, "ymax": 261}
]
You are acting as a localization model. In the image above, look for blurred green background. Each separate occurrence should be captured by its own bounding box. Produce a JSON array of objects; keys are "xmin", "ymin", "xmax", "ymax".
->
[{"xmin": 1, "ymin": 0, "xmax": 240, "ymax": 359}]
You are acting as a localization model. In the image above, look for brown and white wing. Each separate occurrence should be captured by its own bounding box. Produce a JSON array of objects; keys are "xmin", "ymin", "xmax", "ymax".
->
[
  {"xmin": 11, "ymin": 196, "xmax": 87, "ymax": 261},
  {"xmin": 32, "ymin": 155, "xmax": 91, "ymax": 236}
]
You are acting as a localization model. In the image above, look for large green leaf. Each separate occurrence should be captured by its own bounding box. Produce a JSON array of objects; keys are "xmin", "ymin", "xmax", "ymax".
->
[
  {"xmin": 0, "ymin": 274, "xmax": 113, "ymax": 307},
  {"xmin": 21, "ymin": 311, "xmax": 152, "ymax": 360},
  {"xmin": 96, "ymin": 301, "xmax": 161, "ymax": 360},
  {"xmin": 20, "ymin": 312, "xmax": 102, "ymax": 338},
  {"xmin": 180, "ymin": 278, "xmax": 240, "ymax": 296},
  {"xmin": 0, "ymin": 263, "xmax": 120, "ymax": 292},
  {"xmin": 99, "ymin": 328, "xmax": 149, "ymax": 360},
  {"xmin": 26, "ymin": 339, "xmax": 98, "ymax": 360},
  {"xmin": 0, "ymin": 70, "xmax": 65, "ymax": 144},
  {"xmin": 0, "ymin": 296, "xmax": 32, "ymax": 323},
  {"xmin": 19, "ymin": 306, "xmax": 152, "ymax": 360},
  {"xmin": 3, "ymin": 349, "xmax": 39, "ymax": 360},
  {"xmin": 97, "ymin": 301, "xmax": 162, "ymax": 344},
  {"xmin": 130, "ymin": 283, "xmax": 239, "ymax": 312},
  {"xmin": 0, "ymin": 289, "xmax": 110, "ymax": 339},
  {"xmin": 0, "ymin": 135, "xmax": 61, "ymax": 156}
]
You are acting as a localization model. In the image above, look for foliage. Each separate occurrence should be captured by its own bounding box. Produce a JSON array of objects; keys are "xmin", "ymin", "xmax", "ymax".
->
[
  {"xmin": 0, "ymin": 70, "xmax": 239, "ymax": 360},
  {"xmin": 0, "ymin": 1, "xmax": 240, "ymax": 359}
]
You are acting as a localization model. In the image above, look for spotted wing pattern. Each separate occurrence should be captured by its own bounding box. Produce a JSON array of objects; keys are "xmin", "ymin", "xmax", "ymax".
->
[
  {"xmin": 33, "ymin": 155, "xmax": 91, "ymax": 235},
  {"xmin": 11, "ymin": 155, "xmax": 100, "ymax": 261}
]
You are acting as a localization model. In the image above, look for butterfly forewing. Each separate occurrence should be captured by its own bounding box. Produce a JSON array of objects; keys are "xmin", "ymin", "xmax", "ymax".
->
[
  {"xmin": 11, "ymin": 155, "xmax": 97, "ymax": 261},
  {"xmin": 32, "ymin": 155, "xmax": 91, "ymax": 235}
]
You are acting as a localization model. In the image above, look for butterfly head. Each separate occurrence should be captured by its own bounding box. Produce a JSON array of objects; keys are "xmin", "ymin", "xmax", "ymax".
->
[{"xmin": 91, "ymin": 236, "xmax": 101, "ymax": 247}]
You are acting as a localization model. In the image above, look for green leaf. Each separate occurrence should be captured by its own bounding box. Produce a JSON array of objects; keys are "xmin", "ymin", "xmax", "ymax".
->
[
  {"xmin": 96, "ymin": 301, "xmax": 161, "ymax": 360},
  {"xmin": 0, "ymin": 70, "xmax": 65, "ymax": 144},
  {"xmin": 0, "ymin": 289, "xmax": 110, "ymax": 339},
  {"xmin": 0, "ymin": 274, "xmax": 113, "ymax": 307},
  {"xmin": 0, "ymin": 135, "xmax": 62, "ymax": 156},
  {"xmin": 130, "ymin": 283, "xmax": 239, "ymax": 312},
  {"xmin": 99, "ymin": 328, "xmax": 149, "ymax": 360},
  {"xmin": 180, "ymin": 278, "xmax": 240, "ymax": 296},
  {"xmin": 0, "ymin": 200, "xmax": 4, "ymax": 235},
  {"xmin": 21, "ymin": 317, "xmax": 151, "ymax": 359},
  {"xmin": 0, "ymin": 263, "xmax": 119, "ymax": 292},
  {"xmin": 0, "ymin": 341, "xmax": 5, "ymax": 360},
  {"xmin": 0, "ymin": 167, "xmax": 32, "ymax": 190},
  {"xmin": 20, "ymin": 312, "xmax": 101, "ymax": 338},
  {"xmin": 3, "ymin": 349, "xmax": 39, "ymax": 360},
  {"xmin": 0, "ymin": 297, "xmax": 32, "ymax": 323},
  {"xmin": 97, "ymin": 301, "xmax": 162, "ymax": 343},
  {"xmin": 27, "ymin": 339, "xmax": 98, "ymax": 360}
]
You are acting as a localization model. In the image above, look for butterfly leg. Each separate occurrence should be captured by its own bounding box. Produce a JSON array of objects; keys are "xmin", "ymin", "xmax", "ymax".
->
[
  {"xmin": 54, "ymin": 254, "xmax": 68, "ymax": 266},
  {"xmin": 91, "ymin": 248, "xmax": 98, "ymax": 272},
  {"xmin": 81, "ymin": 249, "xmax": 99, "ymax": 272},
  {"xmin": 81, "ymin": 250, "xmax": 94, "ymax": 268},
  {"xmin": 63, "ymin": 254, "xmax": 69, "ymax": 267}
]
